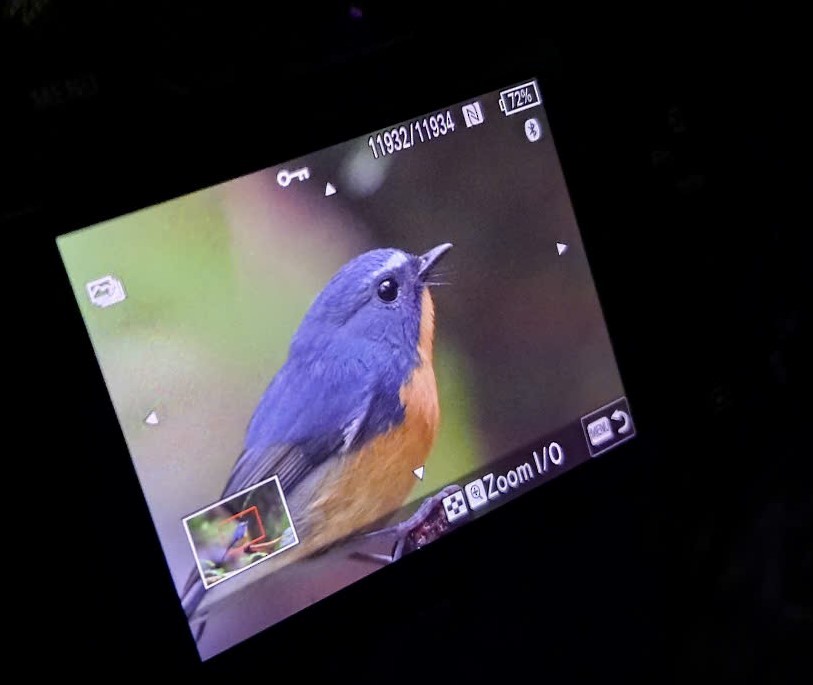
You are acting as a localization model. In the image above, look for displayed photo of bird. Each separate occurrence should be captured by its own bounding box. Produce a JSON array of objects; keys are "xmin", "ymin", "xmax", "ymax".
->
[{"xmin": 182, "ymin": 243, "xmax": 452, "ymax": 627}]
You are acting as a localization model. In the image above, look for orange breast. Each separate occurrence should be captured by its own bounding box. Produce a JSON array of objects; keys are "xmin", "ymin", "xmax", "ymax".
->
[{"xmin": 305, "ymin": 289, "xmax": 440, "ymax": 550}]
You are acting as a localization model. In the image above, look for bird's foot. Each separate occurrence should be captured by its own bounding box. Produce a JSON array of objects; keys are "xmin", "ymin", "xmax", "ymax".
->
[{"xmin": 351, "ymin": 485, "xmax": 463, "ymax": 565}]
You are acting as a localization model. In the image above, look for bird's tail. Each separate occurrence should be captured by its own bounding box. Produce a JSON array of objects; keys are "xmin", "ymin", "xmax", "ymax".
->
[{"xmin": 181, "ymin": 571, "xmax": 206, "ymax": 618}]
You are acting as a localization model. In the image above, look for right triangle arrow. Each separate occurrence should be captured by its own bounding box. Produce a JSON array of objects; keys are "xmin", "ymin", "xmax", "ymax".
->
[
  {"xmin": 556, "ymin": 242, "xmax": 568, "ymax": 256},
  {"xmin": 325, "ymin": 182, "xmax": 337, "ymax": 197}
]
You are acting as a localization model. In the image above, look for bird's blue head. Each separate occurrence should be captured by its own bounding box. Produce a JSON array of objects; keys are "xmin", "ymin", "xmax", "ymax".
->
[{"xmin": 289, "ymin": 244, "xmax": 452, "ymax": 373}]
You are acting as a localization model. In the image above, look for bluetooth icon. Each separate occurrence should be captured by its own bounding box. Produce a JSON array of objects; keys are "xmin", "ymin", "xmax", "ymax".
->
[{"xmin": 524, "ymin": 117, "xmax": 542, "ymax": 142}]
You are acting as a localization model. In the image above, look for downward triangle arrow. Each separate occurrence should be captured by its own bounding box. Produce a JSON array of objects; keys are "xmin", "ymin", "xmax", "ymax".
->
[{"xmin": 556, "ymin": 242, "xmax": 568, "ymax": 256}]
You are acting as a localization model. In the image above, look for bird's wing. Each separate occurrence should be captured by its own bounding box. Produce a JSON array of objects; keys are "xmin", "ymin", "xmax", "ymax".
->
[
  {"xmin": 181, "ymin": 359, "xmax": 400, "ymax": 621},
  {"xmin": 222, "ymin": 441, "xmax": 333, "ymax": 499},
  {"xmin": 220, "ymin": 359, "xmax": 390, "ymax": 499}
]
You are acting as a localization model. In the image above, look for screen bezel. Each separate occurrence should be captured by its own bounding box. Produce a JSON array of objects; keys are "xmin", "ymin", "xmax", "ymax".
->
[{"xmin": 26, "ymin": 38, "xmax": 655, "ymax": 676}]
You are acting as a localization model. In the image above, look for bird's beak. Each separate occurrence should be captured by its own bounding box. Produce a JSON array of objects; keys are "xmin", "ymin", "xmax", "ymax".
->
[{"xmin": 418, "ymin": 243, "xmax": 453, "ymax": 281}]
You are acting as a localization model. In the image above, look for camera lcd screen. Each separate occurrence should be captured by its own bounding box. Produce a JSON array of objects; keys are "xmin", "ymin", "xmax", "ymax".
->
[{"xmin": 57, "ymin": 79, "xmax": 635, "ymax": 661}]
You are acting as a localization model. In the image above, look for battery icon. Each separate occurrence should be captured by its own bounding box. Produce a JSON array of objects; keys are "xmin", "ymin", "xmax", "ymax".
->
[{"xmin": 498, "ymin": 80, "xmax": 542, "ymax": 116}]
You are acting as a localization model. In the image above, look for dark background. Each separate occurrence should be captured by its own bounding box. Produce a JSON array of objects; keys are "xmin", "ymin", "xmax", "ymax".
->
[{"xmin": 6, "ymin": 2, "xmax": 810, "ymax": 681}]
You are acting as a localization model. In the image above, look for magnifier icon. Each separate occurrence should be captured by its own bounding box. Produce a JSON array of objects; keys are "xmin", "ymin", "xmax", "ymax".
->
[{"xmin": 465, "ymin": 478, "xmax": 488, "ymax": 510}]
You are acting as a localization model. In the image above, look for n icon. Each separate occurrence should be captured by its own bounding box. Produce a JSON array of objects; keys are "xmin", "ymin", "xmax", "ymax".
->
[{"xmin": 462, "ymin": 101, "xmax": 484, "ymax": 128}]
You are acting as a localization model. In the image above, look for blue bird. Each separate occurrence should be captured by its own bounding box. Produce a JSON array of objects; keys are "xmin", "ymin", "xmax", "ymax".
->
[
  {"xmin": 217, "ymin": 519, "xmax": 250, "ymax": 564},
  {"xmin": 182, "ymin": 243, "xmax": 452, "ymax": 623}
]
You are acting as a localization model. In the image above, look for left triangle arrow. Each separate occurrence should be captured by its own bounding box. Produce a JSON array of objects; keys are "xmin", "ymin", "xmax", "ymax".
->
[{"xmin": 412, "ymin": 465, "xmax": 425, "ymax": 480}]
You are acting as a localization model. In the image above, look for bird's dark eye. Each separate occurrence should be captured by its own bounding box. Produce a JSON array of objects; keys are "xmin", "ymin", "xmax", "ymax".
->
[{"xmin": 377, "ymin": 278, "xmax": 399, "ymax": 302}]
